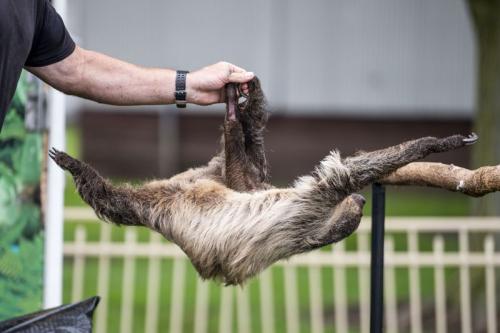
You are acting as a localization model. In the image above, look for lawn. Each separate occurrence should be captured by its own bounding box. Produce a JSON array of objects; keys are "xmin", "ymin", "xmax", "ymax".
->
[{"xmin": 62, "ymin": 126, "xmax": 471, "ymax": 332}]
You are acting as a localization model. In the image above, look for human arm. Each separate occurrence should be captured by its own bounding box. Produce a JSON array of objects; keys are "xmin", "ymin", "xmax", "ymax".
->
[{"xmin": 26, "ymin": 46, "xmax": 254, "ymax": 106}]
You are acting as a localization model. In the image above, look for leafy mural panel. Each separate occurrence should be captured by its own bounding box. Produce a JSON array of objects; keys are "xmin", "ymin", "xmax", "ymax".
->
[{"xmin": 0, "ymin": 72, "xmax": 44, "ymax": 319}]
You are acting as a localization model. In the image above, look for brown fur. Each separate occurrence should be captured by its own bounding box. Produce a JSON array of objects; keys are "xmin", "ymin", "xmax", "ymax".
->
[{"xmin": 49, "ymin": 77, "xmax": 477, "ymax": 284}]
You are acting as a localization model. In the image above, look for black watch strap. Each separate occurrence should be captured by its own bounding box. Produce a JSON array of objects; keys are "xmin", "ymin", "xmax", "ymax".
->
[{"xmin": 175, "ymin": 70, "xmax": 189, "ymax": 108}]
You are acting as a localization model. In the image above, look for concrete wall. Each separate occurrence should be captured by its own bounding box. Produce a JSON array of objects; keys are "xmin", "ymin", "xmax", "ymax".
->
[{"xmin": 66, "ymin": 0, "xmax": 476, "ymax": 118}]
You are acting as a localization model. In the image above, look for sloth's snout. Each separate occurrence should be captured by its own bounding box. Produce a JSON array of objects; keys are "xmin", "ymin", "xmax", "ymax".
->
[{"xmin": 351, "ymin": 193, "xmax": 366, "ymax": 207}]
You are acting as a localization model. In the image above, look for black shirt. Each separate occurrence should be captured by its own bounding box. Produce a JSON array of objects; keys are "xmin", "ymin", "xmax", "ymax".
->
[{"xmin": 0, "ymin": 0, "xmax": 75, "ymax": 129}]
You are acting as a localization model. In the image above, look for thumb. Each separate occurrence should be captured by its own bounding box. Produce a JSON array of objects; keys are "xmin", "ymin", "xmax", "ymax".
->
[{"xmin": 228, "ymin": 71, "xmax": 255, "ymax": 83}]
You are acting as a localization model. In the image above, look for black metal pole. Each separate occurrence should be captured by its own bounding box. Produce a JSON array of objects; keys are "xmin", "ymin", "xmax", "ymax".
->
[{"xmin": 370, "ymin": 183, "xmax": 385, "ymax": 333}]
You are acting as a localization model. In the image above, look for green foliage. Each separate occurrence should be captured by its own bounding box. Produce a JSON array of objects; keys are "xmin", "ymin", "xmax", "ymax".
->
[
  {"xmin": 0, "ymin": 72, "xmax": 44, "ymax": 320},
  {"xmin": 0, "ymin": 112, "xmax": 25, "ymax": 142},
  {"xmin": 0, "ymin": 235, "xmax": 43, "ymax": 319}
]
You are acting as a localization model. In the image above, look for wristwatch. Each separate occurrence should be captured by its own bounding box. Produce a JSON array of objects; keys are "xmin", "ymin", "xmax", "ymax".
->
[{"xmin": 175, "ymin": 70, "xmax": 189, "ymax": 108}]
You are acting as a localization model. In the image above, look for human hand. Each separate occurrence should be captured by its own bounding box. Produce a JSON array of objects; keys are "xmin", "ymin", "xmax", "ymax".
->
[{"xmin": 186, "ymin": 61, "xmax": 255, "ymax": 105}]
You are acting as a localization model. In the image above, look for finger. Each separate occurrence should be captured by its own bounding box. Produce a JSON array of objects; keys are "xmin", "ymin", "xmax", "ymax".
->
[
  {"xmin": 227, "ymin": 62, "xmax": 247, "ymax": 73},
  {"xmin": 228, "ymin": 72, "xmax": 254, "ymax": 83}
]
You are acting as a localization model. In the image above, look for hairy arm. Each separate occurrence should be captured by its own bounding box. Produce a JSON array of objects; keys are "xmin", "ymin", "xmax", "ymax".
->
[{"xmin": 26, "ymin": 46, "xmax": 254, "ymax": 106}]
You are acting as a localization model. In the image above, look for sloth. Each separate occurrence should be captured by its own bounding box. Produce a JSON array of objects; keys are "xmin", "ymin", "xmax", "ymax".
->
[{"xmin": 50, "ymin": 78, "xmax": 478, "ymax": 285}]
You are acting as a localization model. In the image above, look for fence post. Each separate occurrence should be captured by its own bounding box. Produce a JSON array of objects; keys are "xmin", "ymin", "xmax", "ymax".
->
[{"xmin": 370, "ymin": 183, "xmax": 385, "ymax": 333}]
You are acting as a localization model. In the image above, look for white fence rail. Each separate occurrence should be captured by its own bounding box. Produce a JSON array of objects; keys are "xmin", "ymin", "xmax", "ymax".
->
[{"xmin": 63, "ymin": 208, "xmax": 500, "ymax": 333}]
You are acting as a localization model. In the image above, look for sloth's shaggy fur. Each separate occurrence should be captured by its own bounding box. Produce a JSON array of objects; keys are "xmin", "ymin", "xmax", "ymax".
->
[{"xmin": 50, "ymin": 78, "xmax": 477, "ymax": 285}]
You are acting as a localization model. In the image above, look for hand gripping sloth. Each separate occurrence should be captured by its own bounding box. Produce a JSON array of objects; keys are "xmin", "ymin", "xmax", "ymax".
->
[{"xmin": 50, "ymin": 78, "xmax": 478, "ymax": 285}]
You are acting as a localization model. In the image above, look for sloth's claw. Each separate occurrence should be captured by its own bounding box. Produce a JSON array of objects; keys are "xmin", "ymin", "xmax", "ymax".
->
[
  {"xmin": 463, "ymin": 132, "xmax": 478, "ymax": 145},
  {"xmin": 48, "ymin": 147, "xmax": 62, "ymax": 161},
  {"xmin": 237, "ymin": 84, "xmax": 249, "ymax": 99}
]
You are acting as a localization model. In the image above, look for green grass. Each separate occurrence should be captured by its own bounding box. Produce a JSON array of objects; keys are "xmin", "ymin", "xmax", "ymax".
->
[{"xmin": 62, "ymin": 126, "xmax": 471, "ymax": 332}]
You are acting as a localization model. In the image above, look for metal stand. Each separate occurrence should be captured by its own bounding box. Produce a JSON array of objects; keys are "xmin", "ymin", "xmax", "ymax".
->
[{"xmin": 370, "ymin": 183, "xmax": 385, "ymax": 333}]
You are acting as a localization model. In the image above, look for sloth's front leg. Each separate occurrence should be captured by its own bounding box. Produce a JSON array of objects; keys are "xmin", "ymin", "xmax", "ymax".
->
[
  {"xmin": 224, "ymin": 83, "xmax": 255, "ymax": 191},
  {"xmin": 238, "ymin": 77, "xmax": 269, "ymax": 182},
  {"xmin": 297, "ymin": 133, "xmax": 479, "ymax": 206},
  {"xmin": 224, "ymin": 82, "xmax": 268, "ymax": 191},
  {"xmin": 224, "ymin": 118, "xmax": 253, "ymax": 191},
  {"xmin": 343, "ymin": 133, "xmax": 478, "ymax": 192},
  {"xmin": 263, "ymin": 137, "xmax": 474, "ymax": 266}
]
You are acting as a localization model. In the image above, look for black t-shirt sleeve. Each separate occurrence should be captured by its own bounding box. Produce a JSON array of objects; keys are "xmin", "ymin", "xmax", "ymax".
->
[{"xmin": 25, "ymin": 0, "xmax": 75, "ymax": 67}]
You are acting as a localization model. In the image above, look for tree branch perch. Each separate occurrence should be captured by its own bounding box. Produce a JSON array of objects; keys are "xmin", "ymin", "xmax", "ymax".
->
[{"xmin": 379, "ymin": 162, "xmax": 500, "ymax": 197}]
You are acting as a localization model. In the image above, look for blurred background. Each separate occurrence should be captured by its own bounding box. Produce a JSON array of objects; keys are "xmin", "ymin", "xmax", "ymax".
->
[
  {"xmin": 64, "ymin": 0, "xmax": 479, "ymax": 183},
  {"xmin": 21, "ymin": 0, "xmax": 500, "ymax": 332}
]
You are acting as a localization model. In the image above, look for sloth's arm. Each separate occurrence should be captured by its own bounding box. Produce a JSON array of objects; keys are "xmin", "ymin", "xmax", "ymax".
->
[
  {"xmin": 340, "ymin": 134, "xmax": 478, "ymax": 193},
  {"xmin": 224, "ymin": 79, "xmax": 270, "ymax": 191},
  {"xmin": 224, "ymin": 119, "xmax": 250, "ymax": 191},
  {"xmin": 169, "ymin": 78, "xmax": 270, "ymax": 189},
  {"xmin": 223, "ymin": 83, "xmax": 250, "ymax": 191},
  {"xmin": 238, "ymin": 77, "xmax": 269, "ymax": 182}
]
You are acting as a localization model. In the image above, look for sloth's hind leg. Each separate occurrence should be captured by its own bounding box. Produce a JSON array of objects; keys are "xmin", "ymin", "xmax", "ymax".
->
[
  {"xmin": 316, "ymin": 193, "xmax": 365, "ymax": 247},
  {"xmin": 49, "ymin": 148, "xmax": 84, "ymax": 176},
  {"xmin": 293, "ymin": 193, "xmax": 365, "ymax": 253},
  {"xmin": 49, "ymin": 148, "xmax": 145, "ymax": 226}
]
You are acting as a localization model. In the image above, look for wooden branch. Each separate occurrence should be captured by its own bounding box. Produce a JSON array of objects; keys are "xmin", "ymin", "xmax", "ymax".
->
[{"xmin": 380, "ymin": 162, "xmax": 500, "ymax": 197}]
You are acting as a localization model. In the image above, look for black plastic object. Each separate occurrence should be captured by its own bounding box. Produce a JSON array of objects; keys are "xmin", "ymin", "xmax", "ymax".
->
[
  {"xmin": 0, "ymin": 296, "xmax": 100, "ymax": 333},
  {"xmin": 370, "ymin": 183, "xmax": 385, "ymax": 333}
]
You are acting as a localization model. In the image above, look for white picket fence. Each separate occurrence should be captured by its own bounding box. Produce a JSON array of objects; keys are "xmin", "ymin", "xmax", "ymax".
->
[{"xmin": 63, "ymin": 207, "xmax": 500, "ymax": 333}]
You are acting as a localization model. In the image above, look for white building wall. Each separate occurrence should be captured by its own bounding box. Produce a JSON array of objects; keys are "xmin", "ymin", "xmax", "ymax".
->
[{"xmin": 65, "ymin": 0, "xmax": 476, "ymax": 118}]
